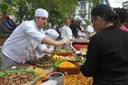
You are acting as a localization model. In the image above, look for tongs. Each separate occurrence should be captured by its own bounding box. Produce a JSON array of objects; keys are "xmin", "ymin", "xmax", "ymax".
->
[
  {"xmin": 69, "ymin": 41, "xmax": 81, "ymax": 56},
  {"xmin": 69, "ymin": 41, "xmax": 77, "ymax": 52}
]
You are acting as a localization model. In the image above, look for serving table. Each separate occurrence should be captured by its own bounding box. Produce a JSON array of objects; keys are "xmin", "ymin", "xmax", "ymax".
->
[{"xmin": 36, "ymin": 65, "xmax": 93, "ymax": 85}]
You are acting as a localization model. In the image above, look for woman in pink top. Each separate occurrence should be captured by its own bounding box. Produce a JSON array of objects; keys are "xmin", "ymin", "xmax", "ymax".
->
[
  {"xmin": 120, "ymin": 25, "xmax": 128, "ymax": 31},
  {"xmin": 121, "ymin": 13, "xmax": 128, "ymax": 31},
  {"xmin": 113, "ymin": 8, "xmax": 128, "ymax": 31}
]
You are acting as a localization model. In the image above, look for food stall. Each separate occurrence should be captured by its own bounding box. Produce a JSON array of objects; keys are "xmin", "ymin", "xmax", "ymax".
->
[{"xmin": 0, "ymin": 42, "xmax": 93, "ymax": 85}]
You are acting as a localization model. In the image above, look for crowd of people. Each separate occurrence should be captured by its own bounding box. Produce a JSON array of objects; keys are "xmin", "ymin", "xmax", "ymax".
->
[
  {"xmin": 1, "ymin": 7, "xmax": 95, "ymax": 68},
  {"xmin": 1, "ymin": 3, "xmax": 128, "ymax": 85}
]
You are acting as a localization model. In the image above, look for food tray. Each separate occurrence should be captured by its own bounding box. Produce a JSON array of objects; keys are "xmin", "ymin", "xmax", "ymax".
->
[
  {"xmin": 26, "ymin": 55, "xmax": 53, "ymax": 69},
  {"xmin": 54, "ymin": 61, "xmax": 80, "ymax": 75},
  {"xmin": 57, "ymin": 52, "xmax": 75, "ymax": 56},
  {"xmin": 0, "ymin": 70, "xmax": 39, "ymax": 85},
  {"xmin": 56, "ymin": 67, "xmax": 80, "ymax": 75},
  {"xmin": 72, "ymin": 42, "xmax": 88, "ymax": 50}
]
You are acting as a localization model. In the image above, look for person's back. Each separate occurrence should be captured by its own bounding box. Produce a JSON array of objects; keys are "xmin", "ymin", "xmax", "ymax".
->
[
  {"xmin": 92, "ymin": 26, "xmax": 128, "ymax": 85},
  {"xmin": 82, "ymin": 24, "xmax": 128, "ymax": 85},
  {"xmin": 80, "ymin": 4, "xmax": 128, "ymax": 85}
]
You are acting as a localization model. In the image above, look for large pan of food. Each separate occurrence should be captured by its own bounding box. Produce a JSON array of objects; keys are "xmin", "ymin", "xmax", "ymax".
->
[
  {"xmin": 54, "ymin": 61, "xmax": 80, "ymax": 75},
  {"xmin": 52, "ymin": 54, "xmax": 85, "ymax": 64},
  {"xmin": 54, "ymin": 46, "xmax": 75, "ymax": 56},
  {"xmin": 0, "ymin": 69, "xmax": 39, "ymax": 85},
  {"xmin": 26, "ymin": 55, "xmax": 53, "ymax": 69}
]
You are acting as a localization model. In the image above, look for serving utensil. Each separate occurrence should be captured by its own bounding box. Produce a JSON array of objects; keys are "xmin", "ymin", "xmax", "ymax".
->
[
  {"xmin": 69, "ymin": 41, "xmax": 83, "ymax": 57},
  {"xmin": 69, "ymin": 41, "xmax": 77, "ymax": 52}
]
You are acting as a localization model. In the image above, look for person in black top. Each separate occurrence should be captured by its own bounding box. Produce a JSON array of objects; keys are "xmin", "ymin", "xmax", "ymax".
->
[
  {"xmin": 80, "ymin": 4, "xmax": 128, "ymax": 85},
  {"xmin": 70, "ymin": 16, "xmax": 84, "ymax": 38}
]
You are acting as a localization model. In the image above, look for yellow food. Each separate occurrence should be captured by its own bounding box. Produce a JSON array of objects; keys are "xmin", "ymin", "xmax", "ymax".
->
[
  {"xmin": 58, "ymin": 61, "xmax": 77, "ymax": 68},
  {"xmin": 80, "ymin": 48, "xmax": 87, "ymax": 55},
  {"xmin": 52, "ymin": 55, "xmax": 66, "ymax": 62},
  {"xmin": 80, "ymin": 48, "xmax": 87, "ymax": 53},
  {"xmin": 28, "ymin": 67, "xmax": 46, "ymax": 78},
  {"xmin": 64, "ymin": 72, "xmax": 93, "ymax": 85}
]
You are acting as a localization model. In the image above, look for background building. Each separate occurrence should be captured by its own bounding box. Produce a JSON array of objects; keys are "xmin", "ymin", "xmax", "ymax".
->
[
  {"xmin": 75, "ymin": 0, "xmax": 110, "ymax": 22},
  {"xmin": 123, "ymin": 1, "xmax": 128, "ymax": 10}
]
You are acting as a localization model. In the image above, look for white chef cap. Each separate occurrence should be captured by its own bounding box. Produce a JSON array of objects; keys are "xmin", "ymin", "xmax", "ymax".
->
[
  {"xmin": 81, "ymin": 20, "xmax": 86, "ymax": 25},
  {"xmin": 35, "ymin": 8, "xmax": 48, "ymax": 17},
  {"xmin": 45, "ymin": 29, "xmax": 59, "ymax": 40},
  {"xmin": 75, "ymin": 16, "xmax": 82, "ymax": 21}
]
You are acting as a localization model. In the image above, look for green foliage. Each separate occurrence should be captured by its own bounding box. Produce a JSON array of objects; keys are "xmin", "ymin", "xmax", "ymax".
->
[
  {"xmin": 0, "ymin": 0, "xmax": 91, "ymax": 25},
  {"xmin": 0, "ymin": 0, "xmax": 12, "ymax": 16},
  {"xmin": 48, "ymin": 0, "xmax": 78, "ymax": 25}
]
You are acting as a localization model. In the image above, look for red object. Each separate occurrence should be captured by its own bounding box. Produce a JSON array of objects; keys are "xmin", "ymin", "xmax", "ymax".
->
[
  {"xmin": 73, "ymin": 44, "xmax": 88, "ymax": 50},
  {"xmin": 72, "ymin": 42, "xmax": 88, "ymax": 50}
]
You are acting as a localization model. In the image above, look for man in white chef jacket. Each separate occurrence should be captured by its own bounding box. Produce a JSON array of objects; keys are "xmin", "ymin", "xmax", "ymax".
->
[{"xmin": 1, "ymin": 8, "xmax": 69, "ymax": 68}]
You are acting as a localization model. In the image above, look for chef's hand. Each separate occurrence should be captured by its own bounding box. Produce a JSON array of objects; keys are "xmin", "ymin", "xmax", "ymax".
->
[
  {"xmin": 71, "ymin": 38, "xmax": 78, "ymax": 42},
  {"xmin": 59, "ymin": 39, "xmax": 70, "ymax": 46}
]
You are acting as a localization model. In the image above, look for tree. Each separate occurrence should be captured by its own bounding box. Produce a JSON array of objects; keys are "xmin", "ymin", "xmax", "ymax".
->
[
  {"xmin": 0, "ymin": 0, "xmax": 78, "ymax": 25},
  {"xmin": 0, "ymin": 0, "xmax": 12, "ymax": 17}
]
